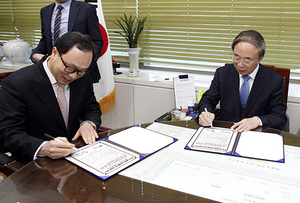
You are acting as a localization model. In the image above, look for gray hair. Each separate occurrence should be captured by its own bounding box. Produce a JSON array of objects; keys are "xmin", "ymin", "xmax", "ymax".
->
[{"xmin": 232, "ymin": 30, "xmax": 266, "ymax": 58}]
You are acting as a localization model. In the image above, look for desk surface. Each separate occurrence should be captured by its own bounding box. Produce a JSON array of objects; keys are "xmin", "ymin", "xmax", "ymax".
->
[{"xmin": 0, "ymin": 120, "xmax": 299, "ymax": 203}]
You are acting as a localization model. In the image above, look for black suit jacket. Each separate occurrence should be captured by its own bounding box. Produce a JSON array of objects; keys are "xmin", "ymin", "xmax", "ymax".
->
[
  {"xmin": 31, "ymin": 0, "xmax": 103, "ymax": 82},
  {"xmin": 0, "ymin": 60, "xmax": 101, "ymax": 163},
  {"xmin": 198, "ymin": 64, "xmax": 287, "ymax": 130}
]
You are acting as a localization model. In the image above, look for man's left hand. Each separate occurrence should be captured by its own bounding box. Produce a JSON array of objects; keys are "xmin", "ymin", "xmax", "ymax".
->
[
  {"xmin": 72, "ymin": 123, "xmax": 98, "ymax": 145},
  {"xmin": 231, "ymin": 117, "xmax": 260, "ymax": 132}
]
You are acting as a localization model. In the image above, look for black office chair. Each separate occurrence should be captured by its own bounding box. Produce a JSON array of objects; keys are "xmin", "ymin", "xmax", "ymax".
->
[
  {"xmin": 0, "ymin": 71, "xmax": 14, "ymax": 87},
  {"xmin": 0, "ymin": 71, "xmax": 22, "ymax": 177},
  {"xmin": 0, "ymin": 153, "xmax": 24, "ymax": 177}
]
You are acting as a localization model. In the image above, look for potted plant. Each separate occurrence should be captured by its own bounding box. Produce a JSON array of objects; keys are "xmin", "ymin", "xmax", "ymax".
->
[{"xmin": 112, "ymin": 13, "xmax": 148, "ymax": 77}]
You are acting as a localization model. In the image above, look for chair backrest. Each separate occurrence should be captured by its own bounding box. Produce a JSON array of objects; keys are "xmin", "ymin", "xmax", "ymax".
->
[
  {"xmin": 0, "ymin": 71, "xmax": 14, "ymax": 87},
  {"xmin": 224, "ymin": 64, "xmax": 290, "ymax": 103}
]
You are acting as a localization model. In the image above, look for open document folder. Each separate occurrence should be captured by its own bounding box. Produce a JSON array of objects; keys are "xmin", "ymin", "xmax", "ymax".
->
[
  {"xmin": 185, "ymin": 127, "xmax": 284, "ymax": 163},
  {"xmin": 66, "ymin": 127, "xmax": 178, "ymax": 180}
]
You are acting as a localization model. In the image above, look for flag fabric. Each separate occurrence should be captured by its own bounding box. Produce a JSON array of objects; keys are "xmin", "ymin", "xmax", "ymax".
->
[{"xmin": 87, "ymin": 0, "xmax": 115, "ymax": 114}]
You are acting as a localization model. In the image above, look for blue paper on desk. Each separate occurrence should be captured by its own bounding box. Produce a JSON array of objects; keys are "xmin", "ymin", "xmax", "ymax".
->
[
  {"xmin": 185, "ymin": 127, "xmax": 284, "ymax": 163},
  {"xmin": 66, "ymin": 126, "xmax": 178, "ymax": 180}
]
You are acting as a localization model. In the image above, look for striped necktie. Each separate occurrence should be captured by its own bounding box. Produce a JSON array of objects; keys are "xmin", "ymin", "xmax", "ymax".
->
[
  {"xmin": 57, "ymin": 84, "xmax": 68, "ymax": 128},
  {"xmin": 54, "ymin": 5, "xmax": 63, "ymax": 44}
]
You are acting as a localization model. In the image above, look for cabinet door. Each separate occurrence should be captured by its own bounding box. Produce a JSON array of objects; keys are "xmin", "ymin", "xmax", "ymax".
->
[
  {"xmin": 134, "ymin": 85, "xmax": 175, "ymax": 125},
  {"xmin": 101, "ymin": 82, "xmax": 134, "ymax": 129},
  {"xmin": 287, "ymin": 103, "xmax": 300, "ymax": 135}
]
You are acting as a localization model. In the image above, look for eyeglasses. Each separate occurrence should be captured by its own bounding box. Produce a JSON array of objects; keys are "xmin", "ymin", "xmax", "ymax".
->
[
  {"xmin": 60, "ymin": 56, "xmax": 89, "ymax": 76},
  {"xmin": 231, "ymin": 55, "xmax": 259, "ymax": 66}
]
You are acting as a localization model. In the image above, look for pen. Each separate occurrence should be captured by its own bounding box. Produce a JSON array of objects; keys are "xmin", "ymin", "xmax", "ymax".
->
[
  {"xmin": 44, "ymin": 133, "xmax": 78, "ymax": 151},
  {"xmin": 204, "ymin": 108, "xmax": 214, "ymax": 128}
]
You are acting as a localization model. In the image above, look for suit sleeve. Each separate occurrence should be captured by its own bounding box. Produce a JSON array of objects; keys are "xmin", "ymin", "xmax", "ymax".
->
[
  {"xmin": 80, "ymin": 77, "xmax": 102, "ymax": 129},
  {"xmin": 0, "ymin": 77, "xmax": 44, "ymax": 162},
  {"xmin": 30, "ymin": 8, "xmax": 49, "ymax": 62},
  {"xmin": 259, "ymin": 76, "xmax": 287, "ymax": 129},
  {"xmin": 197, "ymin": 69, "xmax": 221, "ymax": 113},
  {"xmin": 86, "ymin": 5, "xmax": 103, "ymax": 59}
]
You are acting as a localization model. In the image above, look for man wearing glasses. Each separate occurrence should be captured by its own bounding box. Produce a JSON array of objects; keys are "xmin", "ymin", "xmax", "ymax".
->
[
  {"xmin": 31, "ymin": 0, "xmax": 103, "ymax": 83},
  {"xmin": 0, "ymin": 32, "xmax": 101, "ymax": 164},
  {"xmin": 198, "ymin": 30, "xmax": 287, "ymax": 132}
]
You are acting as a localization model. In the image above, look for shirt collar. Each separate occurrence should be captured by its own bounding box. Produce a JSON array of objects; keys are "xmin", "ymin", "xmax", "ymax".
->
[
  {"xmin": 43, "ymin": 57, "xmax": 57, "ymax": 85},
  {"xmin": 55, "ymin": 0, "xmax": 71, "ymax": 10},
  {"xmin": 239, "ymin": 63, "xmax": 260, "ymax": 80}
]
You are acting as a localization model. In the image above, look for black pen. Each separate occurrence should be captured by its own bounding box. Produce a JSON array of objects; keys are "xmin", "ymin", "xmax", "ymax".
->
[{"xmin": 44, "ymin": 133, "xmax": 78, "ymax": 151}]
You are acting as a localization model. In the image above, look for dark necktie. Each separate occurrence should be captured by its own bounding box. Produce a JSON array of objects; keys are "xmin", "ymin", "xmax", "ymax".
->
[
  {"xmin": 54, "ymin": 5, "xmax": 63, "ymax": 44},
  {"xmin": 240, "ymin": 75, "xmax": 250, "ymax": 108},
  {"xmin": 57, "ymin": 84, "xmax": 68, "ymax": 128}
]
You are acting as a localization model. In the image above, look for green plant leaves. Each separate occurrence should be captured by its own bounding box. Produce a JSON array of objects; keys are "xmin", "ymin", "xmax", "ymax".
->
[{"xmin": 111, "ymin": 13, "xmax": 148, "ymax": 48}]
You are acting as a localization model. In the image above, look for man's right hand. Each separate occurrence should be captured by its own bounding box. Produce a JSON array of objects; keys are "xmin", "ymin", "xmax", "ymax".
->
[
  {"xmin": 38, "ymin": 137, "xmax": 76, "ymax": 159},
  {"xmin": 198, "ymin": 111, "xmax": 215, "ymax": 126}
]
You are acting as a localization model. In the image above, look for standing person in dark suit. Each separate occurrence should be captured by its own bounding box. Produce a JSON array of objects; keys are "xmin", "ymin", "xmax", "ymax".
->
[
  {"xmin": 31, "ymin": 0, "xmax": 103, "ymax": 83},
  {"xmin": 198, "ymin": 30, "xmax": 287, "ymax": 132},
  {"xmin": 0, "ymin": 32, "xmax": 101, "ymax": 164}
]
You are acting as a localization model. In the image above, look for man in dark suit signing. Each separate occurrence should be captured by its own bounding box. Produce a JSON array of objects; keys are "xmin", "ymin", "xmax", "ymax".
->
[
  {"xmin": 0, "ymin": 32, "xmax": 101, "ymax": 164},
  {"xmin": 31, "ymin": 0, "xmax": 103, "ymax": 83},
  {"xmin": 198, "ymin": 30, "xmax": 287, "ymax": 132}
]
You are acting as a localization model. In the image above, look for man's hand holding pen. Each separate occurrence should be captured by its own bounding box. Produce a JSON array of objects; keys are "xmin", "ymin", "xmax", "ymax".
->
[
  {"xmin": 38, "ymin": 137, "xmax": 76, "ymax": 159},
  {"xmin": 198, "ymin": 109, "xmax": 215, "ymax": 127},
  {"xmin": 38, "ymin": 121, "xmax": 99, "ymax": 160},
  {"xmin": 198, "ymin": 109, "xmax": 260, "ymax": 132}
]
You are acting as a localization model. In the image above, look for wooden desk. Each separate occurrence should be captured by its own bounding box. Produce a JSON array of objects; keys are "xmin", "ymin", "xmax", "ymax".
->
[{"xmin": 0, "ymin": 120, "xmax": 299, "ymax": 203}]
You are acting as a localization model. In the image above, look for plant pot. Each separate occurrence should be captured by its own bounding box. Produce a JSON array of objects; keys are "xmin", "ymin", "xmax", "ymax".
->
[{"xmin": 127, "ymin": 47, "xmax": 141, "ymax": 77}]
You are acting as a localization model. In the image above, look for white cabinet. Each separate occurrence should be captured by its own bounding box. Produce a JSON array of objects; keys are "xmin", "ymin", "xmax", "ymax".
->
[
  {"xmin": 287, "ymin": 102, "xmax": 300, "ymax": 135},
  {"xmin": 133, "ymin": 84, "xmax": 175, "ymax": 125},
  {"xmin": 101, "ymin": 75, "xmax": 175, "ymax": 129}
]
